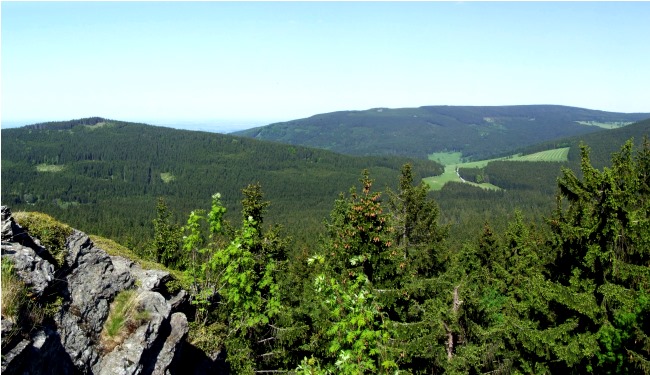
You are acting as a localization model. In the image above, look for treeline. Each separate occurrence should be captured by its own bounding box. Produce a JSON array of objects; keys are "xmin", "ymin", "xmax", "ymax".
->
[
  {"xmin": 146, "ymin": 139, "xmax": 649, "ymax": 374},
  {"xmin": 458, "ymin": 161, "xmax": 564, "ymax": 195}
]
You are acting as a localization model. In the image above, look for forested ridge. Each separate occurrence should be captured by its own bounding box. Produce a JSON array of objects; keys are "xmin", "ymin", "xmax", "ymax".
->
[
  {"xmin": 233, "ymin": 105, "xmax": 650, "ymax": 160},
  {"xmin": 1, "ymin": 118, "xmax": 442, "ymax": 249}
]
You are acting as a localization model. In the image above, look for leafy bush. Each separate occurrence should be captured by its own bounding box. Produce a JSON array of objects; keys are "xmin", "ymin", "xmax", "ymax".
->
[{"xmin": 13, "ymin": 211, "xmax": 73, "ymax": 268}]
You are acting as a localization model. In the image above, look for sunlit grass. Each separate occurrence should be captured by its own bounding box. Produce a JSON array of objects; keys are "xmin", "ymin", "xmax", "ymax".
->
[
  {"xmin": 427, "ymin": 152, "xmax": 463, "ymax": 165},
  {"xmin": 101, "ymin": 289, "xmax": 149, "ymax": 352},
  {"xmin": 160, "ymin": 172, "xmax": 176, "ymax": 183},
  {"xmin": 423, "ymin": 147, "xmax": 569, "ymax": 191},
  {"xmin": 576, "ymin": 121, "xmax": 632, "ymax": 129},
  {"xmin": 36, "ymin": 163, "xmax": 65, "ymax": 172}
]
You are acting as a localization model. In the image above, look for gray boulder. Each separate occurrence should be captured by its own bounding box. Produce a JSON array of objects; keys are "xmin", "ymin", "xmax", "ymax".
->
[
  {"xmin": 64, "ymin": 230, "xmax": 135, "ymax": 336},
  {"xmin": 0, "ymin": 206, "xmax": 190, "ymax": 375}
]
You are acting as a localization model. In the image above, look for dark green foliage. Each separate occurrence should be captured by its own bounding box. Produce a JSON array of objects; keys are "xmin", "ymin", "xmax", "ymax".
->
[
  {"xmin": 386, "ymin": 163, "xmax": 449, "ymax": 278},
  {"xmin": 1, "ymin": 118, "xmax": 442, "ymax": 252},
  {"xmin": 151, "ymin": 197, "xmax": 183, "ymax": 268},
  {"xmin": 543, "ymin": 139, "xmax": 650, "ymax": 373}
]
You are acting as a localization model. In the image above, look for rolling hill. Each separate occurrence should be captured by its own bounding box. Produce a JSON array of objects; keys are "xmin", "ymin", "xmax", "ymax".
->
[
  {"xmin": 233, "ymin": 105, "xmax": 650, "ymax": 160},
  {"xmin": 1, "ymin": 118, "xmax": 442, "ymax": 250}
]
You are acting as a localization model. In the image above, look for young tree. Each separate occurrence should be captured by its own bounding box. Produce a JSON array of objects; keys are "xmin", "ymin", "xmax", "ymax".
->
[
  {"xmin": 386, "ymin": 163, "xmax": 449, "ymax": 278},
  {"xmin": 300, "ymin": 171, "xmax": 400, "ymax": 373},
  {"xmin": 151, "ymin": 197, "xmax": 183, "ymax": 268}
]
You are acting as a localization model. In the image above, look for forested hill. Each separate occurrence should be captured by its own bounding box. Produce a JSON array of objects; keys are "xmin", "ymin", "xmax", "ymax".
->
[
  {"xmin": 1, "ymin": 117, "xmax": 442, "ymax": 249},
  {"xmin": 519, "ymin": 117, "xmax": 650, "ymax": 169},
  {"xmin": 233, "ymin": 105, "xmax": 650, "ymax": 160}
]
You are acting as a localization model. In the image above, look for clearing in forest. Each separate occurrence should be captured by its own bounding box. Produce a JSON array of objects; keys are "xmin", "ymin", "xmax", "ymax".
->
[{"xmin": 423, "ymin": 147, "xmax": 569, "ymax": 191}]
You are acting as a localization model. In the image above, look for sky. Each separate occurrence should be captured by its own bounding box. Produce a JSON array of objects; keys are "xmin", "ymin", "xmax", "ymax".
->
[{"xmin": 2, "ymin": 1, "xmax": 650, "ymax": 131}]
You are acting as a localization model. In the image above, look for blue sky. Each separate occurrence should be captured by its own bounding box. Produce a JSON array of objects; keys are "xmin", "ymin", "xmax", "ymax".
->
[{"xmin": 2, "ymin": 1, "xmax": 650, "ymax": 130}]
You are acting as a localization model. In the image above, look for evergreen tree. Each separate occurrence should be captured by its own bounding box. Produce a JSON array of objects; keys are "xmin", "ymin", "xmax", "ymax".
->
[
  {"xmin": 151, "ymin": 197, "xmax": 183, "ymax": 268},
  {"xmin": 545, "ymin": 140, "xmax": 650, "ymax": 373}
]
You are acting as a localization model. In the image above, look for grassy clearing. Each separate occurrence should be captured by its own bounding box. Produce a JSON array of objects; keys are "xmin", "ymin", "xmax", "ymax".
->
[
  {"xmin": 84, "ymin": 121, "xmax": 113, "ymax": 130},
  {"xmin": 423, "ymin": 165, "xmax": 460, "ymax": 190},
  {"xmin": 36, "ymin": 163, "xmax": 65, "ymax": 172},
  {"xmin": 575, "ymin": 121, "xmax": 633, "ymax": 129},
  {"xmin": 428, "ymin": 152, "xmax": 463, "ymax": 165},
  {"xmin": 423, "ymin": 147, "xmax": 569, "ymax": 191},
  {"xmin": 510, "ymin": 147, "xmax": 569, "ymax": 162},
  {"xmin": 160, "ymin": 172, "xmax": 176, "ymax": 183}
]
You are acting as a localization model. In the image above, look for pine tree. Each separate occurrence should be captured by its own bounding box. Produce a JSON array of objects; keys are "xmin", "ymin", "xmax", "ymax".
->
[
  {"xmin": 151, "ymin": 197, "xmax": 182, "ymax": 268},
  {"xmin": 545, "ymin": 139, "xmax": 650, "ymax": 373}
]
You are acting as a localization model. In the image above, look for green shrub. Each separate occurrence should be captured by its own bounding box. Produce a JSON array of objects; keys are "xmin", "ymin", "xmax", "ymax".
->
[{"xmin": 13, "ymin": 211, "xmax": 73, "ymax": 268}]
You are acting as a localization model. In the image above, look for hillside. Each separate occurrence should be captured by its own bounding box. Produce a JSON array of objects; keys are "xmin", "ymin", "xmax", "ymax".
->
[
  {"xmin": 430, "ymin": 118, "xmax": 650, "ymax": 244},
  {"xmin": 1, "ymin": 118, "xmax": 442, "ymax": 250},
  {"xmin": 233, "ymin": 105, "xmax": 650, "ymax": 160}
]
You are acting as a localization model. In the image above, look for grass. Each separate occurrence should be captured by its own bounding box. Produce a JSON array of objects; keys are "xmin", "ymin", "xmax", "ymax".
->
[
  {"xmin": 160, "ymin": 172, "xmax": 176, "ymax": 183},
  {"xmin": 576, "ymin": 121, "xmax": 633, "ymax": 129},
  {"xmin": 13, "ymin": 211, "xmax": 73, "ymax": 268},
  {"xmin": 428, "ymin": 152, "xmax": 463, "ymax": 166},
  {"xmin": 84, "ymin": 121, "xmax": 116, "ymax": 130},
  {"xmin": 90, "ymin": 235, "xmax": 189, "ymax": 290},
  {"xmin": 36, "ymin": 163, "xmax": 65, "ymax": 172},
  {"xmin": 0, "ymin": 259, "xmax": 36, "ymax": 350},
  {"xmin": 100, "ymin": 289, "xmax": 149, "ymax": 352},
  {"xmin": 1, "ymin": 260, "xmax": 27, "ymax": 323},
  {"xmin": 423, "ymin": 147, "xmax": 569, "ymax": 191}
]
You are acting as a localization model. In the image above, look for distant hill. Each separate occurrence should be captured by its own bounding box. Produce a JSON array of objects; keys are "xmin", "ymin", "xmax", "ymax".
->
[
  {"xmin": 233, "ymin": 105, "xmax": 650, "ymax": 160},
  {"xmin": 1, "ymin": 118, "xmax": 442, "ymax": 250},
  {"xmin": 516, "ymin": 117, "xmax": 650, "ymax": 169}
]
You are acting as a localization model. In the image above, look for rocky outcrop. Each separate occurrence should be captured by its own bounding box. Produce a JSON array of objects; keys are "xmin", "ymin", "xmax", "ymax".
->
[{"xmin": 1, "ymin": 206, "xmax": 190, "ymax": 375}]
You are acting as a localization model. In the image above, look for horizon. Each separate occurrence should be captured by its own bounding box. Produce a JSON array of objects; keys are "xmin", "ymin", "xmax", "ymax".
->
[
  {"xmin": 3, "ymin": 102, "xmax": 650, "ymax": 133},
  {"xmin": 2, "ymin": 2, "xmax": 650, "ymax": 131}
]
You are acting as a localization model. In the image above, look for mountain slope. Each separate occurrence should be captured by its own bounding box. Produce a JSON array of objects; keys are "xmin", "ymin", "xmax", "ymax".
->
[
  {"xmin": 1, "ymin": 118, "xmax": 442, "ymax": 249},
  {"xmin": 233, "ymin": 105, "xmax": 650, "ymax": 160}
]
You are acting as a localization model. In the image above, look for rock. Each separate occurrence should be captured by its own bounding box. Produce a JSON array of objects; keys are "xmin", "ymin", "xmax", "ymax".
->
[
  {"xmin": 56, "ymin": 311, "xmax": 102, "ymax": 372},
  {"xmin": 168, "ymin": 290, "xmax": 189, "ymax": 311},
  {"xmin": 1, "ymin": 240, "xmax": 54, "ymax": 297},
  {"xmin": 65, "ymin": 230, "xmax": 135, "ymax": 336},
  {"xmin": 97, "ymin": 291, "xmax": 171, "ymax": 375},
  {"xmin": 1, "ymin": 329, "xmax": 76, "ymax": 375},
  {"xmin": 1, "ymin": 207, "xmax": 55, "ymax": 298},
  {"xmin": 0, "ymin": 339, "xmax": 30, "ymax": 374},
  {"xmin": 0, "ymin": 206, "xmax": 191, "ymax": 375},
  {"xmin": 152, "ymin": 313, "xmax": 189, "ymax": 375},
  {"xmin": 126, "ymin": 261, "xmax": 172, "ymax": 292},
  {"xmin": 1, "ymin": 206, "xmax": 14, "ymax": 240}
]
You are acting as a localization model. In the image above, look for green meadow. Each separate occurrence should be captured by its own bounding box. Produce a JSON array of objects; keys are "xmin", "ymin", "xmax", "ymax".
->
[{"xmin": 424, "ymin": 147, "xmax": 569, "ymax": 191}]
